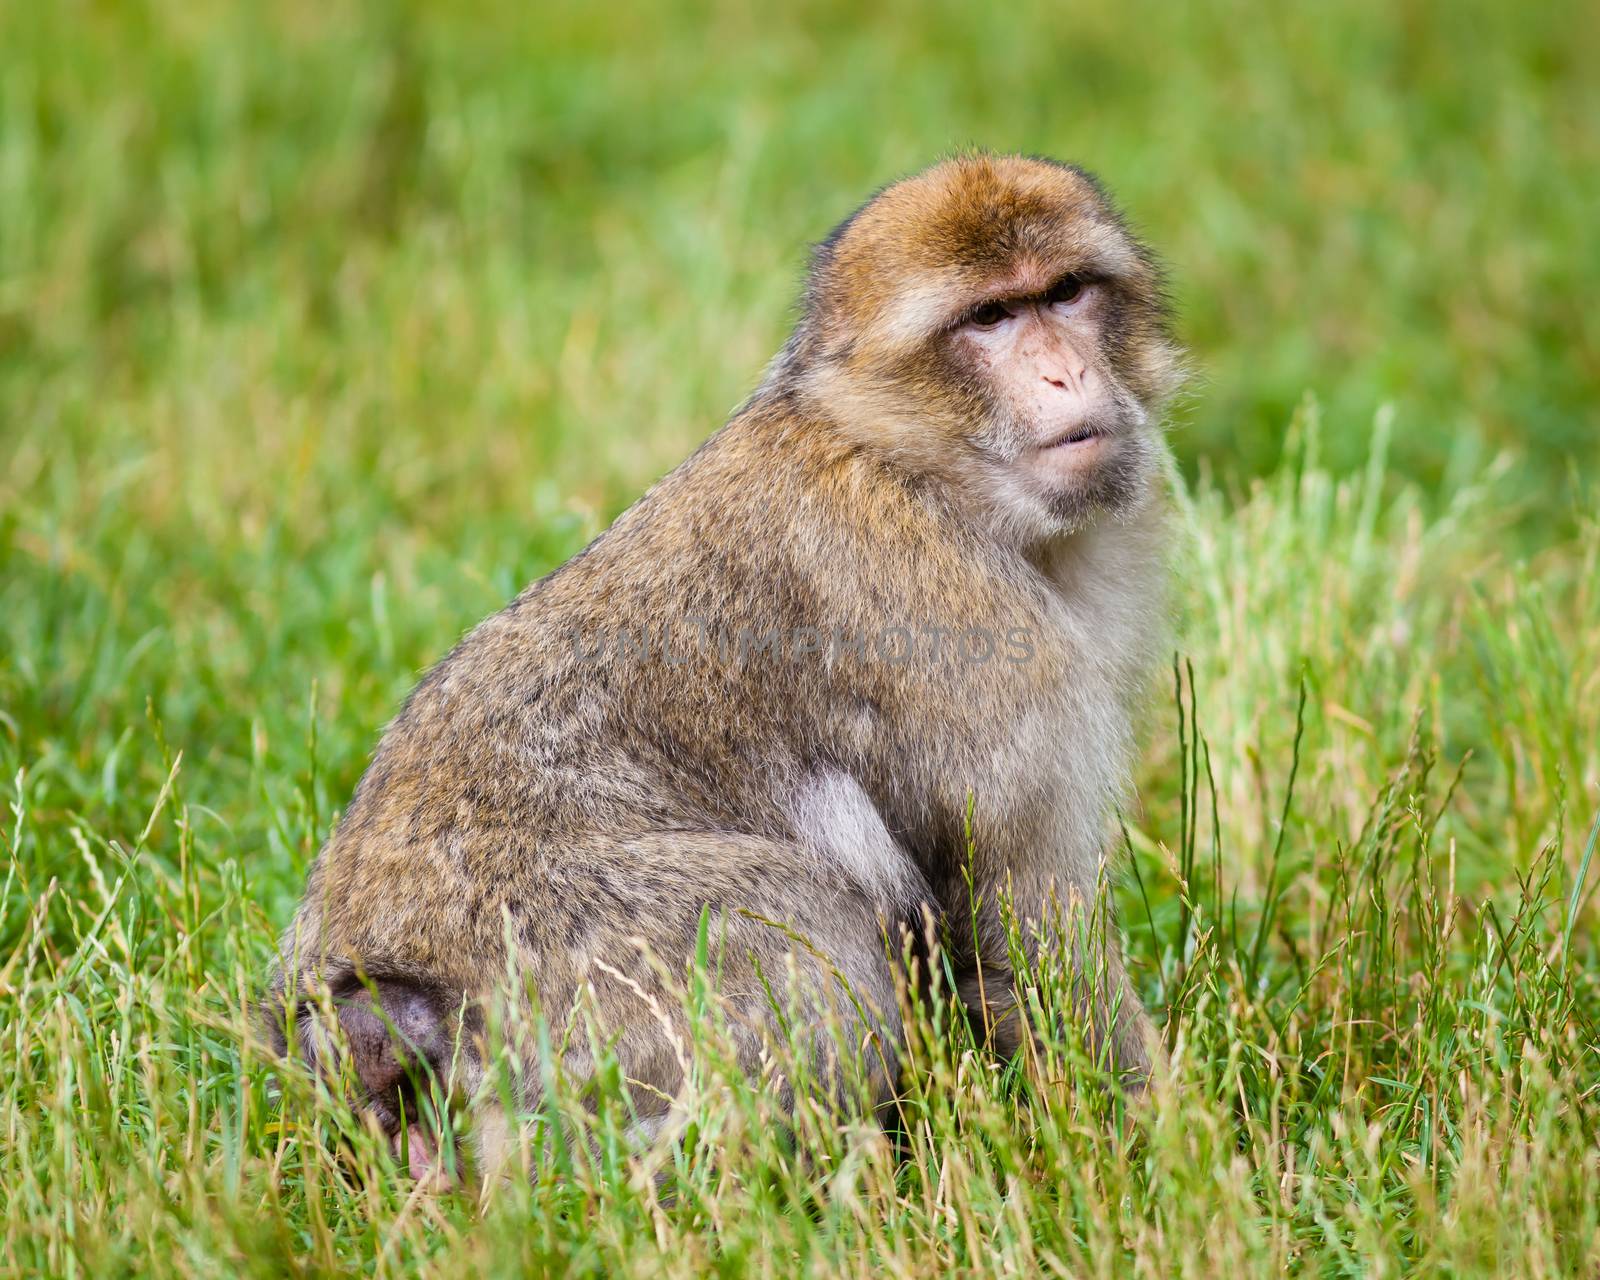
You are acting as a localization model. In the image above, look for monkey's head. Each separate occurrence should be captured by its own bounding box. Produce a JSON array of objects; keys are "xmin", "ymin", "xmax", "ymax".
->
[{"xmin": 791, "ymin": 153, "xmax": 1183, "ymax": 543}]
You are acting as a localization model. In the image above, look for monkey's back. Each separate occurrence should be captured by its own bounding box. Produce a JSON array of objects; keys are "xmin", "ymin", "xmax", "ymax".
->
[{"xmin": 287, "ymin": 406, "xmax": 931, "ymax": 983}]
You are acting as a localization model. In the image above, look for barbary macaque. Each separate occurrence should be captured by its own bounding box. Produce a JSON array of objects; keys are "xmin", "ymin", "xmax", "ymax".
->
[{"xmin": 268, "ymin": 152, "xmax": 1183, "ymax": 1181}]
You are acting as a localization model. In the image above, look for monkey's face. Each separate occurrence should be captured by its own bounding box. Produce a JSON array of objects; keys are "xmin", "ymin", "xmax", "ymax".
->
[
  {"xmin": 942, "ymin": 269, "xmax": 1163, "ymax": 534},
  {"xmin": 800, "ymin": 153, "xmax": 1183, "ymax": 542}
]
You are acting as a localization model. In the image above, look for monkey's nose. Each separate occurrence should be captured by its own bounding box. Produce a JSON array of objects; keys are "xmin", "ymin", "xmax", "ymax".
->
[{"xmin": 1042, "ymin": 362, "xmax": 1090, "ymax": 393}]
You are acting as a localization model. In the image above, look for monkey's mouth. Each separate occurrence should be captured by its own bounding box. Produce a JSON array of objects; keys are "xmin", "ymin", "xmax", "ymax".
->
[{"xmin": 1039, "ymin": 422, "xmax": 1110, "ymax": 451}]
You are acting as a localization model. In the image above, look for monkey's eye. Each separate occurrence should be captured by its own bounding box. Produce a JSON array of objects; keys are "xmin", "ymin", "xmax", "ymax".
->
[
  {"xmin": 1046, "ymin": 275, "xmax": 1088, "ymax": 306},
  {"xmin": 967, "ymin": 300, "xmax": 1011, "ymax": 328}
]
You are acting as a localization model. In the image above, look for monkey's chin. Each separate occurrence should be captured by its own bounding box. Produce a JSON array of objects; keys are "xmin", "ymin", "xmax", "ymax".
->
[{"xmin": 1030, "ymin": 434, "xmax": 1148, "ymax": 531}]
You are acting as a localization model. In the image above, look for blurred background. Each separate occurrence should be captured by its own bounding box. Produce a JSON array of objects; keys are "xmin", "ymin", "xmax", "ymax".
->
[
  {"xmin": 4, "ymin": 0, "xmax": 1596, "ymax": 511},
  {"xmin": 0, "ymin": 0, "xmax": 1596, "ymax": 920}
]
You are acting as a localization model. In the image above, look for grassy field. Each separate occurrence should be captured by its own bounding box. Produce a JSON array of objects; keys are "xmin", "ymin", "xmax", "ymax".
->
[{"xmin": 2, "ymin": 1, "xmax": 1597, "ymax": 1275}]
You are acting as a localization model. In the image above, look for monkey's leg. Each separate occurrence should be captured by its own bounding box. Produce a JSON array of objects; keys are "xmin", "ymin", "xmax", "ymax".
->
[{"xmin": 477, "ymin": 833, "xmax": 913, "ymax": 1178}]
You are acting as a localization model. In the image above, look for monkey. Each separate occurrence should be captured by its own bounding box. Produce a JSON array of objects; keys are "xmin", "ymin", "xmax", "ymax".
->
[{"xmin": 266, "ymin": 151, "xmax": 1184, "ymax": 1183}]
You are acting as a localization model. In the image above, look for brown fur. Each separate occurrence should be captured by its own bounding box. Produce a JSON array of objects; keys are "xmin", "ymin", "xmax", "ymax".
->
[{"xmin": 267, "ymin": 152, "xmax": 1183, "ymax": 1176}]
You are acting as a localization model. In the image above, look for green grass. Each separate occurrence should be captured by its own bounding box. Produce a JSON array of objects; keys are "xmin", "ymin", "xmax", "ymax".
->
[{"xmin": 1, "ymin": 1, "xmax": 1597, "ymax": 1275}]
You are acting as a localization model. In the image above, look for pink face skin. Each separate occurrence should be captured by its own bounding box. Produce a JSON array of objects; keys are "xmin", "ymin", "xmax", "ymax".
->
[{"xmin": 950, "ymin": 276, "xmax": 1140, "ymax": 487}]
